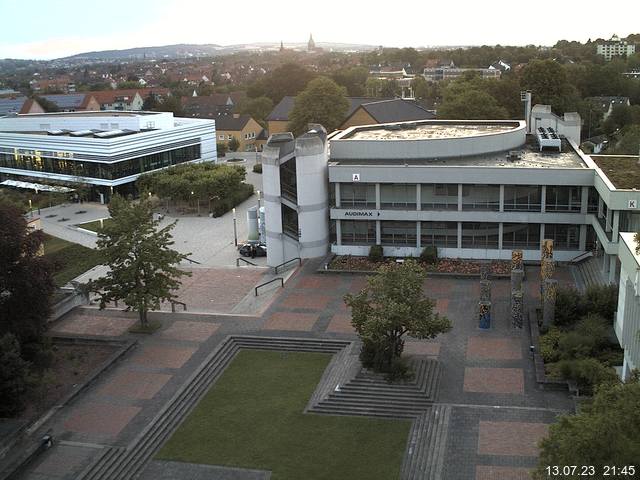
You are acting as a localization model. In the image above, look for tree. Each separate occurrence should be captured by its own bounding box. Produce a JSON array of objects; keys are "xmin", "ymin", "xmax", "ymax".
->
[
  {"xmin": 535, "ymin": 381, "xmax": 640, "ymax": 479},
  {"xmin": 216, "ymin": 141, "xmax": 228, "ymax": 157},
  {"xmin": 288, "ymin": 76, "xmax": 349, "ymax": 136},
  {"xmin": 331, "ymin": 66, "xmax": 369, "ymax": 96},
  {"xmin": 34, "ymin": 96, "xmax": 59, "ymax": 113},
  {"xmin": 238, "ymin": 96, "xmax": 273, "ymax": 126},
  {"xmin": 91, "ymin": 196, "xmax": 191, "ymax": 327},
  {"xmin": 142, "ymin": 94, "xmax": 159, "ymax": 111},
  {"xmin": 521, "ymin": 59, "xmax": 580, "ymax": 114},
  {"xmin": 247, "ymin": 63, "xmax": 315, "ymax": 103},
  {"xmin": 344, "ymin": 260, "xmax": 452, "ymax": 374},
  {"xmin": 0, "ymin": 203, "xmax": 54, "ymax": 360},
  {"xmin": 612, "ymin": 125, "xmax": 640, "ymax": 154},
  {"xmin": 228, "ymin": 136, "xmax": 240, "ymax": 152},
  {"xmin": 438, "ymin": 88, "xmax": 508, "ymax": 120},
  {"xmin": 0, "ymin": 333, "xmax": 31, "ymax": 417}
]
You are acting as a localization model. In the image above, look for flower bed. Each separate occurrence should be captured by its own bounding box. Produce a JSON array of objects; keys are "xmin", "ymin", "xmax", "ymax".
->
[{"xmin": 328, "ymin": 255, "xmax": 510, "ymax": 276}]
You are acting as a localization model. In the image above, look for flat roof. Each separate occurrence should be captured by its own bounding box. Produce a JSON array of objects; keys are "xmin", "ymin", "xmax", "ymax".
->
[
  {"xmin": 591, "ymin": 155, "xmax": 640, "ymax": 190},
  {"xmin": 330, "ymin": 137, "xmax": 587, "ymax": 169},
  {"xmin": 15, "ymin": 110, "xmax": 160, "ymax": 118},
  {"xmin": 338, "ymin": 120, "xmax": 520, "ymax": 141}
]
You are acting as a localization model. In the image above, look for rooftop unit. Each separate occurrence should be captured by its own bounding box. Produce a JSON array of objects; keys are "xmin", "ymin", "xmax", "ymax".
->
[{"xmin": 536, "ymin": 127, "xmax": 561, "ymax": 152}]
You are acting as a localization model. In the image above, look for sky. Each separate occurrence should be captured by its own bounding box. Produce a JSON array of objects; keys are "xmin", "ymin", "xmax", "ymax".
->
[{"xmin": 1, "ymin": 0, "xmax": 639, "ymax": 60}]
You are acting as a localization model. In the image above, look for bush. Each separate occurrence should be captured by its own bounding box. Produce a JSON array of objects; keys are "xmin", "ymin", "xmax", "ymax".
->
[
  {"xmin": 556, "ymin": 358, "xmax": 619, "ymax": 395},
  {"xmin": 584, "ymin": 284, "xmax": 618, "ymax": 321},
  {"xmin": 554, "ymin": 286, "xmax": 583, "ymax": 327},
  {"xmin": 368, "ymin": 245, "xmax": 384, "ymax": 263},
  {"xmin": 0, "ymin": 333, "xmax": 31, "ymax": 417},
  {"xmin": 540, "ymin": 327, "xmax": 562, "ymax": 363},
  {"xmin": 211, "ymin": 183, "xmax": 254, "ymax": 217},
  {"xmin": 252, "ymin": 163, "xmax": 263, "ymax": 174},
  {"xmin": 420, "ymin": 246, "xmax": 438, "ymax": 264},
  {"xmin": 557, "ymin": 314, "xmax": 610, "ymax": 360}
]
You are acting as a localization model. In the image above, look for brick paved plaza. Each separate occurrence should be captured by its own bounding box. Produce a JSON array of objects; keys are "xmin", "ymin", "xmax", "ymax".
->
[{"xmin": 18, "ymin": 259, "xmax": 576, "ymax": 480}]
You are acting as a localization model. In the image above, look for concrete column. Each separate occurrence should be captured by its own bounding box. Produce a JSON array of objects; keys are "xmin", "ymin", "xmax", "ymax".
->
[
  {"xmin": 416, "ymin": 221, "xmax": 421, "ymax": 249},
  {"xmin": 606, "ymin": 208, "xmax": 612, "ymax": 232},
  {"xmin": 416, "ymin": 184, "xmax": 421, "ymax": 211},
  {"xmin": 458, "ymin": 184, "xmax": 463, "ymax": 211},
  {"xmin": 479, "ymin": 301, "xmax": 491, "ymax": 329},
  {"xmin": 540, "ymin": 185, "xmax": 546, "ymax": 213},
  {"xmin": 539, "ymin": 224, "xmax": 545, "ymax": 250},
  {"xmin": 335, "ymin": 183, "xmax": 341, "ymax": 208},
  {"xmin": 609, "ymin": 254, "xmax": 617, "ymax": 284},
  {"xmin": 376, "ymin": 220, "xmax": 381, "ymax": 245},
  {"xmin": 579, "ymin": 224, "xmax": 587, "ymax": 251},
  {"xmin": 542, "ymin": 278, "xmax": 557, "ymax": 327},
  {"xmin": 612, "ymin": 211, "xmax": 620, "ymax": 241},
  {"xmin": 336, "ymin": 219, "xmax": 342, "ymax": 246},
  {"xmin": 457, "ymin": 222, "xmax": 462, "ymax": 249},
  {"xmin": 498, "ymin": 223, "xmax": 504, "ymax": 250},
  {"xmin": 580, "ymin": 186, "xmax": 589, "ymax": 214},
  {"xmin": 499, "ymin": 185, "xmax": 505, "ymax": 212},
  {"xmin": 598, "ymin": 196, "xmax": 603, "ymax": 218},
  {"xmin": 375, "ymin": 183, "xmax": 381, "ymax": 210}
]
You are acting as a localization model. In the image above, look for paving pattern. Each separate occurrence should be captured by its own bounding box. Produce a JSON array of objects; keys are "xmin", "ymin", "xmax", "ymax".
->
[{"xmin": 15, "ymin": 261, "xmax": 578, "ymax": 480}]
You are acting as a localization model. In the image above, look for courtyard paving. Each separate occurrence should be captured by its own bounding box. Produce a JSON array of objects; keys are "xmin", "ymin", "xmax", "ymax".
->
[{"xmin": 16, "ymin": 260, "xmax": 576, "ymax": 480}]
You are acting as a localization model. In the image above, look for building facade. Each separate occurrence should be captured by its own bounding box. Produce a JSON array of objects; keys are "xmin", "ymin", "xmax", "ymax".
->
[
  {"xmin": 0, "ymin": 111, "xmax": 216, "ymax": 201},
  {"xmin": 615, "ymin": 232, "xmax": 640, "ymax": 381},
  {"xmin": 597, "ymin": 35, "xmax": 636, "ymax": 61}
]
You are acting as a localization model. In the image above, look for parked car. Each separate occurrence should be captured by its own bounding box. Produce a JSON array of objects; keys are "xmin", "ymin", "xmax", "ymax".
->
[{"xmin": 239, "ymin": 243, "xmax": 267, "ymax": 257}]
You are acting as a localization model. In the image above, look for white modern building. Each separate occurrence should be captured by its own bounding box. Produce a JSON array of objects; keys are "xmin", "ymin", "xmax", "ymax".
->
[
  {"xmin": 615, "ymin": 232, "xmax": 640, "ymax": 381},
  {"xmin": 597, "ymin": 35, "xmax": 636, "ymax": 61},
  {"xmin": 0, "ymin": 111, "xmax": 216, "ymax": 200}
]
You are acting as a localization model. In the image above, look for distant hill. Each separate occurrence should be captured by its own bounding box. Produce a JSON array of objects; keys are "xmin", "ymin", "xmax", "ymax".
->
[{"xmin": 58, "ymin": 42, "xmax": 378, "ymax": 61}]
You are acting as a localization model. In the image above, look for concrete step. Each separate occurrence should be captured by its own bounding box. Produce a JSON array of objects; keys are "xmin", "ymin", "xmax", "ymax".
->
[{"xmin": 311, "ymin": 404, "xmax": 420, "ymax": 419}]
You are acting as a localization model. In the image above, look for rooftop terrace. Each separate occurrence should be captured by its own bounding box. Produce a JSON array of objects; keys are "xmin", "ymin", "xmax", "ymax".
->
[{"xmin": 591, "ymin": 155, "xmax": 640, "ymax": 190}]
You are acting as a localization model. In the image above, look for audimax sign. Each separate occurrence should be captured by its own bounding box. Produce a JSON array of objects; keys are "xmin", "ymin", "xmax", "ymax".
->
[{"xmin": 344, "ymin": 211, "xmax": 381, "ymax": 217}]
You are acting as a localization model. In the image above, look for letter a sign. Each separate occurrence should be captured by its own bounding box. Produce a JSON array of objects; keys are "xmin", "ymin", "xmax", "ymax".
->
[{"xmin": 352, "ymin": 173, "xmax": 361, "ymax": 182}]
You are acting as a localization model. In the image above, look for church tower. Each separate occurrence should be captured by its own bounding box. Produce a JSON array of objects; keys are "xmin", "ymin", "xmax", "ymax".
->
[{"xmin": 308, "ymin": 34, "xmax": 315, "ymax": 52}]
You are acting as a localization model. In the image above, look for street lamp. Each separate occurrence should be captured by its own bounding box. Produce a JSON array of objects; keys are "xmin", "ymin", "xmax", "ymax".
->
[
  {"xmin": 28, "ymin": 199, "xmax": 33, "ymax": 217},
  {"xmin": 257, "ymin": 189, "xmax": 261, "ymax": 209},
  {"xmin": 232, "ymin": 207, "xmax": 238, "ymax": 246}
]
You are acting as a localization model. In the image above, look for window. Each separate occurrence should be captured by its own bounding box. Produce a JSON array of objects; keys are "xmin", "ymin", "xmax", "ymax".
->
[
  {"xmin": 421, "ymin": 184, "xmax": 458, "ymax": 210},
  {"xmin": 502, "ymin": 223, "xmax": 540, "ymax": 249},
  {"xmin": 381, "ymin": 221, "xmax": 416, "ymax": 246},
  {"xmin": 461, "ymin": 223, "xmax": 499, "ymax": 249},
  {"xmin": 544, "ymin": 224, "xmax": 579, "ymax": 250},
  {"xmin": 219, "ymin": 134, "xmax": 224, "ymax": 140},
  {"xmin": 504, "ymin": 185, "xmax": 542, "ymax": 212},
  {"xmin": 340, "ymin": 183, "xmax": 376, "ymax": 208},
  {"xmin": 227, "ymin": 135, "xmax": 232, "ymax": 140},
  {"xmin": 587, "ymin": 187, "xmax": 599, "ymax": 214},
  {"xmin": 461, "ymin": 184, "xmax": 500, "ymax": 211},
  {"xmin": 279, "ymin": 158, "xmax": 297, "ymax": 202},
  {"xmin": 281, "ymin": 204, "xmax": 298, "ymax": 238},
  {"xmin": 341, "ymin": 220, "xmax": 376, "ymax": 245},
  {"xmin": 421, "ymin": 222, "xmax": 458, "ymax": 248},
  {"xmin": 545, "ymin": 186, "xmax": 581, "ymax": 212},
  {"xmin": 380, "ymin": 184, "xmax": 416, "ymax": 209}
]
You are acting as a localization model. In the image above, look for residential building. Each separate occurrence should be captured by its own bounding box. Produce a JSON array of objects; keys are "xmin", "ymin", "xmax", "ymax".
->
[
  {"xmin": 586, "ymin": 96, "xmax": 631, "ymax": 120},
  {"xmin": 423, "ymin": 65, "xmax": 501, "ymax": 82},
  {"xmin": 216, "ymin": 114, "xmax": 263, "ymax": 152},
  {"xmin": 597, "ymin": 35, "xmax": 636, "ymax": 61},
  {"xmin": 182, "ymin": 92, "xmax": 246, "ymax": 118},
  {"xmin": 38, "ymin": 94, "xmax": 100, "ymax": 112},
  {"xmin": 615, "ymin": 232, "xmax": 640, "ymax": 381},
  {"xmin": 340, "ymin": 99, "xmax": 436, "ymax": 129},
  {"xmin": 0, "ymin": 111, "xmax": 216, "ymax": 201},
  {"xmin": 0, "ymin": 97, "xmax": 44, "ymax": 116},
  {"xmin": 91, "ymin": 90, "xmax": 145, "ymax": 111}
]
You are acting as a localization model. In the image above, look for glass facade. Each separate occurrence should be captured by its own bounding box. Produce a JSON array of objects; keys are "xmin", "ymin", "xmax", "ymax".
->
[
  {"xmin": 380, "ymin": 184, "xmax": 416, "ymax": 209},
  {"xmin": 461, "ymin": 223, "xmax": 500, "ymax": 249},
  {"xmin": 461, "ymin": 184, "xmax": 500, "ymax": 211},
  {"xmin": 281, "ymin": 204, "xmax": 298, "ymax": 238},
  {"xmin": 545, "ymin": 186, "xmax": 581, "ymax": 212},
  {"xmin": 0, "ymin": 145, "xmax": 200, "ymax": 180},
  {"xmin": 587, "ymin": 187, "xmax": 599, "ymax": 214},
  {"xmin": 502, "ymin": 223, "xmax": 540, "ymax": 249},
  {"xmin": 544, "ymin": 224, "xmax": 580, "ymax": 250},
  {"xmin": 421, "ymin": 184, "xmax": 458, "ymax": 210},
  {"xmin": 341, "ymin": 183, "xmax": 376, "ymax": 208},
  {"xmin": 381, "ymin": 221, "xmax": 416, "ymax": 246},
  {"xmin": 504, "ymin": 185, "xmax": 542, "ymax": 212},
  {"xmin": 341, "ymin": 220, "xmax": 376, "ymax": 245},
  {"xmin": 421, "ymin": 221, "xmax": 458, "ymax": 248},
  {"xmin": 279, "ymin": 158, "xmax": 297, "ymax": 203}
]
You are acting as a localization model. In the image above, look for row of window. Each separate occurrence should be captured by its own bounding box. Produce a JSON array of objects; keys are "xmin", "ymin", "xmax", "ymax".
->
[
  {"xmin": 335, "ymin": 183, "xmax": 599, "ymax": 213},
  {"xmin": 217, "ymin": 132, "xmax": 256, "ymax": 141},
  {"xmin": 339, "ymin": 220, "xmax": 582, "ymax": 250},
  {"xmin": 0, "ymin": 145, "xmax": 201, "ymax": 180}
]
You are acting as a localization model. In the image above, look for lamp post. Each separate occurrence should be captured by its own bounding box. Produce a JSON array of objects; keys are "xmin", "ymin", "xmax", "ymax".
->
[
  {"xmin": 257, "ymin": 189, "xmax": 261, "ymax": 209},
  {"xmin": 28, "ymin": 199, "xmax": 33, "ymax": 217},
  {"xmin": 232, "ymin": 207, "xmax": 238, "ymax": 246}
]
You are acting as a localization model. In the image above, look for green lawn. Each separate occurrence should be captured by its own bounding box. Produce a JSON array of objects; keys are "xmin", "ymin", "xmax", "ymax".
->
[
  {"xmin": 76, "ymin": 218, "xmax": 112, "ymax": 232},
  {"xmin": 157, "ymin": 350, "xmax": 411, "ymax": 480},
  {"xmin": 43, "ymin": 234, "xmax": 102, "ymax": 286}
]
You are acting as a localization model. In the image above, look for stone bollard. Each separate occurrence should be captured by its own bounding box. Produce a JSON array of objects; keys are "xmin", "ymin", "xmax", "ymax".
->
[
  {"xmin": 478, "ymin": 301, "xmax": 491, "ymax": 329},
  {"xmin": 542, "ymin": 279, "xmax": 557, "ymax": 328},
  {"xmin": 511, "ymin": 269, "xmax": 524, "ymax": 295},
  {"xmin": 511, "ymin": 291, "xmax": 524, "ymax": 329},
  {"xmin": 511, "ymin": 249, "xmax": 524, "ymax": 271},
  {"xmin": 480, "ymin": 279, "xmax": 491, "ymax": 302}
]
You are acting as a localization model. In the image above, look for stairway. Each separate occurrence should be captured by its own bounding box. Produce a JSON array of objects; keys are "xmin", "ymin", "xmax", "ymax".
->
[
  {"xmin": 309, "ymin": 358, "xmax": 441, "ymax": 419},
  {"xmin": 400, "ymin": 405, "xmax": 452, "ymax": 480},
  {"xmin": 574, "ymin": 256, "xmax": 607, "ymax": 291},
  {"xmin": 76, "ymin": 336, "xmax": 351, "ymax": 480}
]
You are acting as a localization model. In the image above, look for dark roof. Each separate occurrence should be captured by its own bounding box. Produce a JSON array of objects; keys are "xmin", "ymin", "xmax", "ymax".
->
[
  {"xmin": 40, "ymin": 94, "xmax": 92, "ymax": 109},
  {"xmin": 256, "ymin": 128, "xmax": 268, "ymax": 140},
  {"xmin": 356, "ymin": 99, "xmax": 436, "ymax": 124},
  {"xmin": 586, "ymin": 96, "xmax": 630, "ymax": 106},
  {"xmin": 0, "ymin": 96, "xmax": 29, "ymax": 115},
  {"xmin": 266, "ymin": 96, "xmax": 388, "ymax": 122},
  {"xmin": 215, "ymin": 114, "xmax": 253, "ymax": 131}
]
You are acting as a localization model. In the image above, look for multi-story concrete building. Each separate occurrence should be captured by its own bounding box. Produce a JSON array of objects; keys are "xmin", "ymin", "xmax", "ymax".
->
[
  {"xmin": 0, "ymin": 111, "xmax": 216, "ymax": 201},
  {"xmin": 615, "ymin": 232, "xmax": 640, "ymax": 381},
  {"xmin": 597, "ymin": 35, "xmax": 636, "ymax": 61},
  {"xmin": 423, "ymin": 66, "xmax": 501, "ymax": 82}
]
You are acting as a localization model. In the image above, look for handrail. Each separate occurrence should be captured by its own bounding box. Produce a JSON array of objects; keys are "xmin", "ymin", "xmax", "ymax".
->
[
  {"xmin": 255, "ymin": 277, "xmax": 284, "ymax": 296},
  {"xmin": 274, "ymin": 257, "xmax": 302, "ymax": 274},
  {"xmin": 569, "ymin": 251, "xmax": 594, "ymax": 264},
  {"xmin": 184, "ymin": 257, "xmax": 201, "ymax": 265},
  {"xmin": 236, "ymin": 257, "xmax": 258, "ymax": 267}
]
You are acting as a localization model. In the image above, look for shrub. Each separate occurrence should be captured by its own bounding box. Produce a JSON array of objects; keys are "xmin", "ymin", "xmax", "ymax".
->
[
  {"xmin": 584, "ymin": 284, "xmax": 618, "ymax": 321},
  {"xmin": 211, "ymin": 183, "xmax": 254, "ymax": 217},
  {"xmin": 420, "ymin": 246, "xmax": 438, "ymax": 264},
  {"xmin": 368, "ymin": 245, "xmax": 384, "ymax": 263},
  {"xmin": 557, "ymin": 314, "xmax": 610, "ymax": 360},
  {"xmin": 253, "ymin": 163, "xmax": 263, "ymax": 174},
  {"xmin": 0, "ymin": 333, "xmax": 31, "ymax": 417},
  {"xmin": 556, "ymin": 358, "xmax": 619, "ymax": 395},
  {"xmin": 554, "ymin": 286, "xmax": 583, "ymax": 327},
  {"xmin": 540, "ymin": 327, "xmax": 562, "ymax": 363}
]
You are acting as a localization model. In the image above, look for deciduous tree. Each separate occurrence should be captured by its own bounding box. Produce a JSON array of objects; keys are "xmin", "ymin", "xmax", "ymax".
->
[
  {"xmin": 91, "ymin": 196, "xmax": 190, "ymax": 327},
  {"xmin": 288, "ymin": 77, "xmax": 349, "ymax": 135}
]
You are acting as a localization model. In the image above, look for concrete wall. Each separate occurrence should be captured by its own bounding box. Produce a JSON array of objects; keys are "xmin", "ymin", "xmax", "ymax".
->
[
  {"xmin": 530, "ymin": 105, "xmax": 581, "ymax": 145},
  {"xmin": 615, "ymin": 233, "xmax": 640, "ymax": 380}
]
